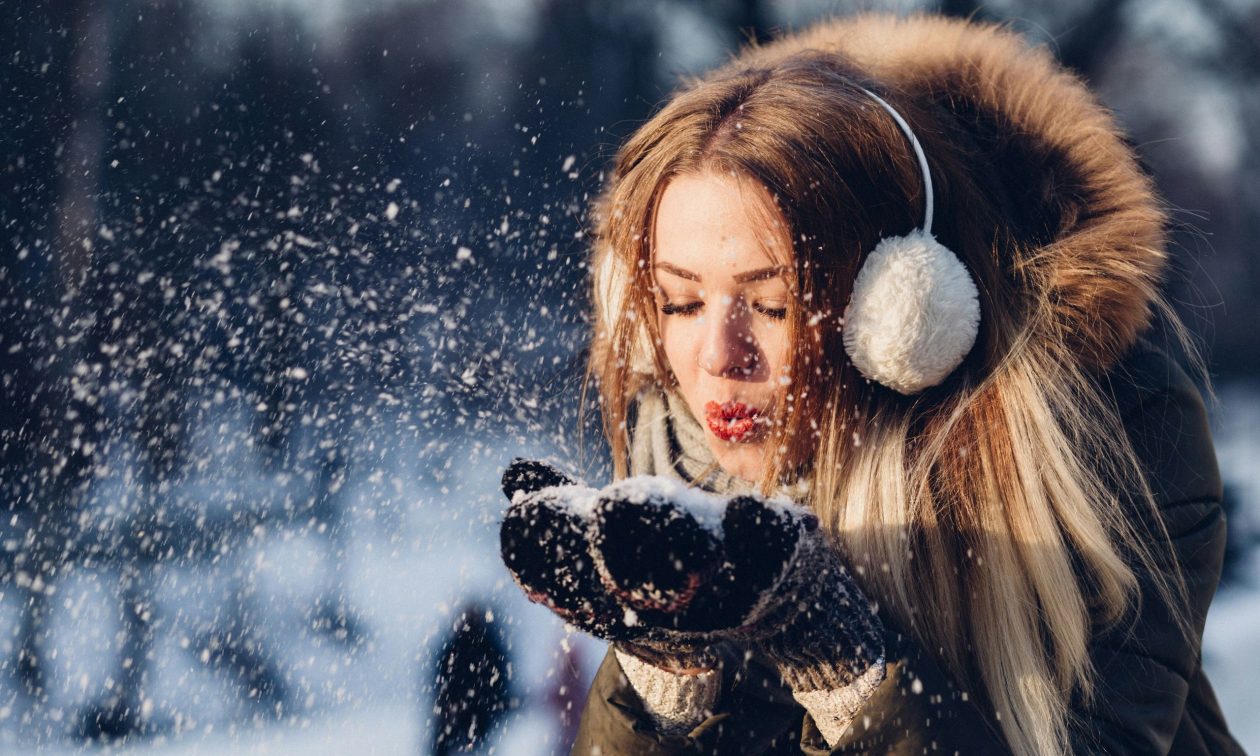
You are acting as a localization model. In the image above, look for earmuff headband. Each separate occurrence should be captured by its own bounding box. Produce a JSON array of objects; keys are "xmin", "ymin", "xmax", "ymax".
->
[
  {"xmin": 859, "ymin": 88, "xmax": 934, "ymax": 234},
  {"xmin": 841, "ymin": 87, "xmax": 981, "ymax": 395}
]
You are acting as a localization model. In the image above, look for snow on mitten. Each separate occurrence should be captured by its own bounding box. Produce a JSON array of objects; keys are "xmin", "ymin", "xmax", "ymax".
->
[
  {"xmin": 498, "ymin": 459, "xmax": 717, "ymax": 669},
  {"xmin": 500, "ymin": 460, "xmax": 885, "ymax": 691},
  {"xmin": 588, "ymin": 477, "xmax": 886, "ymax": 694}
]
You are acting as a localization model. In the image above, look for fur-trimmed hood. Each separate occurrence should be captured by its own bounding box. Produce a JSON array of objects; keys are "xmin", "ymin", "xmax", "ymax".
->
[{"xmin": 734, "ymin": 14, "xmax": 1169, "ymax": 373}]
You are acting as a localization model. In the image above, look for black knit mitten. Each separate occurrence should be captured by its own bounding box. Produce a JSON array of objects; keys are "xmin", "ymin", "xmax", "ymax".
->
[
  {"xmin": 499, "ymin": 459, "xmax": 716, "ymax": 669},
  {"xmin": 499, "ymin": 459, "xmax": 885, "ymax": 690}
]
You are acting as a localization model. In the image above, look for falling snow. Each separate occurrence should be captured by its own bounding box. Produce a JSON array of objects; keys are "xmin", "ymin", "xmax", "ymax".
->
[{"xmin": 2, "ymin": 0, "xmax": 1259, "ymax": 753}]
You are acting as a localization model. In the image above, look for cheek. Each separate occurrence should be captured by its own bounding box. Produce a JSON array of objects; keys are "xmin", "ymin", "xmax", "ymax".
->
[
  {"xmin": 757, "ymin": 323, "xmax": 791, "ymax": 376},
  {"xmin": 657, "ymin": 319, "xmax": 693, "ymax": 379}
]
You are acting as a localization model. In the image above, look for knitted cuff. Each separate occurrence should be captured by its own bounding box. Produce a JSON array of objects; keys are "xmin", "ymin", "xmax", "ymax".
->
[
  {"xmin": 615, "ymin": 638, "xmax": 719, "ymax": 673},
  {"xmin": 765, "ymin": 634, "xmax": 883, "ymax": 692},
  {"xmin": 755, "ymin": 540, "xmax": 886, "ymax": 693},
  {"xmin": 792, "ymin": 661, "xmax": 886, "ymax": 747},
  {"xmin": 614, "ymin": 648, "xmax": 722, "ymax": 736},
  {"xmin": 755, "ymin": 593, "xmax": 884, "ymax": 691}
]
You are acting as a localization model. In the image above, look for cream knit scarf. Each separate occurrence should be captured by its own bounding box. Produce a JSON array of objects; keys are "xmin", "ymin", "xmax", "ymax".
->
[{"xmin": 627, "ymin": 383, "xmax": 761, "ymax": 495}]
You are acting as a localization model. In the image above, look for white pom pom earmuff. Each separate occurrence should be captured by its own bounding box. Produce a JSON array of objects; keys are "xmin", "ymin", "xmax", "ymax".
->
[
  {"xmin": 842, "ymin": 89, "xmax": 980, "ymax": 394},
  {"xmin": 843, "ymin": 229, "xmax": 980, "ymax": 394}
]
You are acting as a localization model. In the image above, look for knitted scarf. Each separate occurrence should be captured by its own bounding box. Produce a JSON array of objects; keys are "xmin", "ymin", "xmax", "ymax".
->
[{"xmin": 626, "ymin": 383, "xmax": 808, "ymax": 501}]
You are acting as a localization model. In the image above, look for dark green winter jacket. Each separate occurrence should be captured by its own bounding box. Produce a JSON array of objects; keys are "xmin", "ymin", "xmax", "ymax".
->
[{"xmin": 570, "ymin": 342, "xmax": 1245, "ymax": 755}]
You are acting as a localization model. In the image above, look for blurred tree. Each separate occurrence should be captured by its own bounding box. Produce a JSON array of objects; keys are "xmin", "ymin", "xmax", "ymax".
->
[
  {"xmin": 545, "ymin": 636, "xmax": 586, "ymax": 756},
  {"xmin": 938, "ymin": 0, "xmax": 990, "ymax": 19},
  {"xmin": 724, "ymin": 0, "xmax": 774, "ymax": 43},
  {"xmin": 0, "ymin": 0, "xmax": 111, "ymax": 716},
  {"xmin": 77, "ymin": 566, "xmax": 156, "ymax": 742}
]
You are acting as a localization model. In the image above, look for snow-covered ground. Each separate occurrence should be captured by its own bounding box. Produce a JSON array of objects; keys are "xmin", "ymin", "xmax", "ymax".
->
[
  {"xmin": 6, "ymin": 381, "xmax": 1260, "ymax": 755},
  {"xmin": 1204, "ymin": 553, "xmax": 1260, "ymax": 751},
  {"xmin": 1202, "ymin": 380, "xmax": 1260, "ymax": 750}
]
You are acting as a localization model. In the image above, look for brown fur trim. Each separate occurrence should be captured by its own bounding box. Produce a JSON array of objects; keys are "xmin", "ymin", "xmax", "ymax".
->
[{"xmin": 736, "ymin": 14, "xmax": 1168, "ymax": 372}]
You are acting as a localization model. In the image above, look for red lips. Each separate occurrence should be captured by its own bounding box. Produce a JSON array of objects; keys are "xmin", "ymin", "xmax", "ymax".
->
[{"xmin": 704, "ymin": 400, "xmax": 763, "ymax": 442}]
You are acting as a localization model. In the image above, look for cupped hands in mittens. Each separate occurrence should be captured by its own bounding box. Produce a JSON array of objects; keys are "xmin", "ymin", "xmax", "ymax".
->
[{"xmin": 499, "ymin": 458, "xmax": 886, "ymax": 690}]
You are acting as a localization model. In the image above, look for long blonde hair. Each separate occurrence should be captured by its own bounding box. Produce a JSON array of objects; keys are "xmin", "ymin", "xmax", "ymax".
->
[{"xmin": 584, "ymin": 15, "xmax": 1204, "ymax": 755}]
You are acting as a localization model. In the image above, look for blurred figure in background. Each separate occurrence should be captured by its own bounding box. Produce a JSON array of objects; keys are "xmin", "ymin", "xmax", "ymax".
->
[{"xmin": 429, "ymin": 604, "xmax": 512, "ymax": 755}]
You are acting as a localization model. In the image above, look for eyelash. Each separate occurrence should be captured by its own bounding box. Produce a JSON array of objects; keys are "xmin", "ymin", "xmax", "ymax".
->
[
  {"xmin": 659, "ymin": 302, "xmax": 788, "ymax": 321},
  {"xmin": 658, "ymin": 302, "xmax": 701, "ymax": 317}
]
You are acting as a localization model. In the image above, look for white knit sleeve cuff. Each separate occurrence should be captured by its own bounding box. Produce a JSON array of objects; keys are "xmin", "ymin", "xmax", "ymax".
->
[
  {"xmin": 791, "ymin": 661, "xmax": 885, "ymax": 747},
  {"xmin": 614, "ymin": 648, "xmax": 722, "ymax": 736}
]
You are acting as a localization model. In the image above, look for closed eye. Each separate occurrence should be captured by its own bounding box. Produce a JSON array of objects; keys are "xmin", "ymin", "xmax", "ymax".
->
[
  {"xmin": 659, "ymin": 301, "xmax": 702, "ymax": 317},
  {"xmin": 754, "ymin": 303, "xmax": 787, "ymax": 320}
]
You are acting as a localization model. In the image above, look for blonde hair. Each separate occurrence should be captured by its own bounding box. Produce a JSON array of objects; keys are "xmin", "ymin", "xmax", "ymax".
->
[{"xmin": 585, "ymin": 15, "xmax": 1201, "ymax": 756}]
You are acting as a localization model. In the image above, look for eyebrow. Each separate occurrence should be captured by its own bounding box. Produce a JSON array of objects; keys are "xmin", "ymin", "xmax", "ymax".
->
[
  {"xmin": 734, "ymin": 266, "xmax": 788, "ymax": 284},
  {"xmin": 653, "ymin": 262, "xmax": 699, "ymax": 281},
  {"xmin": 653, "ymin": 263, "xmax": 787, "ymax": 284}
]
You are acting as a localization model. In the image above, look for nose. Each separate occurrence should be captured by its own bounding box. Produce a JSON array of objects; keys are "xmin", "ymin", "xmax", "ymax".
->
[{"xmin": 698, "ymin": 297, "xmax": 759, "ymax": 378}]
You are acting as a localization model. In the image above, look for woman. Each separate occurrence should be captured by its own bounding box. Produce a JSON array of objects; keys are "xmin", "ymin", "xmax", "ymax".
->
[{"xmin": 498, "ymin": 13, "xmax": 1245, "ymax": 755}]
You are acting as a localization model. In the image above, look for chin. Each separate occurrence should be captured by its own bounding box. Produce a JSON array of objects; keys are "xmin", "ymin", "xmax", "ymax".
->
[{"xmin": 710, "ymin": 444, "xmax": 766, "ymax": 482}]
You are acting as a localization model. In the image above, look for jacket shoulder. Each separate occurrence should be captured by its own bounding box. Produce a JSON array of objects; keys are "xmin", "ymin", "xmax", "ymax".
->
[
  {"xmin": 1074, "ymin": 339, "xmax": 1236, "ymax": 752},
  {"xmin": 1100, "ymin": 338, "xmax": 1222, "ymax": 507}
]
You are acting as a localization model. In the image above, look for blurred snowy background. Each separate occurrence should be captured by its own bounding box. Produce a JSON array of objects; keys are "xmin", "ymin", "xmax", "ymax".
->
[{"xmin": 1, "ymin": 0, "xmax": 1258, "ymax": 753}]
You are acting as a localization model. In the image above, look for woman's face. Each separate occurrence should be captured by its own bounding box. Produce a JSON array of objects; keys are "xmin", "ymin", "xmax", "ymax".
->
[{"xmin": 651, "ymin": 170, "xmax": 794, "ymax": 482}]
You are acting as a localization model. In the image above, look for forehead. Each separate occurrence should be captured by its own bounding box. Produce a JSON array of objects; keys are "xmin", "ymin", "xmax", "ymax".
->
[{"xmin": 652, "ymin": 170, "xmax": 791, "ymax": 275}]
